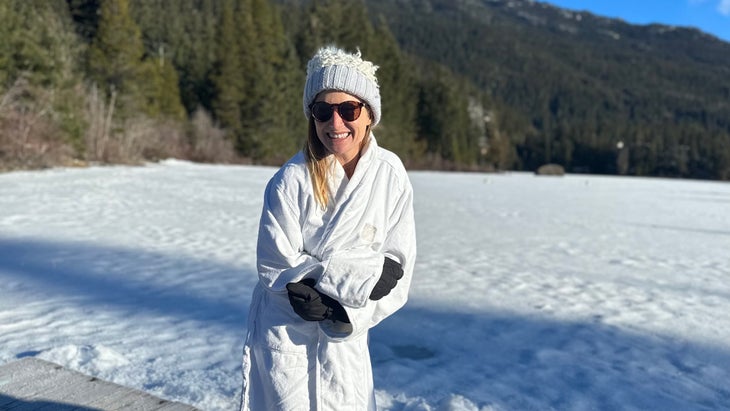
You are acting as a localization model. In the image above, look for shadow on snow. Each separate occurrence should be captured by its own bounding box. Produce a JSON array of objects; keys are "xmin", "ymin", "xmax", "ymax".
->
[
  {"xmin": 3, "ymin": 236, "xmax": 730, "ymax": 410},
  {"xmin": 0, "ymin": 235, "xmax": 254, "ymax": 330},
  {"xmin": 0, "ymin": 394, "xmax": 103, "ymax": 411},
  {"xmin": 370, "ymin": 303, "xmax": 730, "ymax": 411}
]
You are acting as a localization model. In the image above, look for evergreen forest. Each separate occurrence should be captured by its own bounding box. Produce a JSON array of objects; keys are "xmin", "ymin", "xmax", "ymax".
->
[{"xmin": 1, "ymin": 0, "xmax": 729, "ymax": 180}]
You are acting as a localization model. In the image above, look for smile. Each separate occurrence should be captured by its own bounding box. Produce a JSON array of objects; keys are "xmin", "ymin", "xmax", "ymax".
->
[{"xmin": 328, "ymin": 132, "xmax": 350, "ymax": 139}]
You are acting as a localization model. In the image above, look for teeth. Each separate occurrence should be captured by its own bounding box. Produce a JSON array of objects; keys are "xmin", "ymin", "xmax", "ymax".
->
[{"xmin": 330, "ymin": 132, "xmax": 349, "ymax": 139}]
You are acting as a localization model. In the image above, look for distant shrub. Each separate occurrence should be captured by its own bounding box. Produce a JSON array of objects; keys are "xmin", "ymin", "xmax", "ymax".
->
[
  {"xmin": 536, "ymin": 163, "xmax": 565, "ymax": 176},
  {"xmin": 0, "ymin": 78, "xmax": 75, "ymax": 171},
  {"xmin": 187, "ymin": 108, "xmax": 239, "ymax": 164}
]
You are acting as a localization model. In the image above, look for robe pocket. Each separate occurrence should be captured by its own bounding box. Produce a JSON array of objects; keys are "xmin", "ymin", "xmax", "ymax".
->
[
  {"xmin": 255, "ymin": 320, "xmax": 317, "ymax": 409},
  {"xmin": 259, "ymin": 318, "xmax": 317, "ymax": 352},
  {"xmin": 253, "ymin": 344, "xmax": 312, "ymax": 410}
]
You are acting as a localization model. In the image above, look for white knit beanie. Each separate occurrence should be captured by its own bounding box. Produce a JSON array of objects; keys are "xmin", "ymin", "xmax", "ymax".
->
[{"xmin": 302, "ymin": 45, "xmax": 381, "ymax": 126}]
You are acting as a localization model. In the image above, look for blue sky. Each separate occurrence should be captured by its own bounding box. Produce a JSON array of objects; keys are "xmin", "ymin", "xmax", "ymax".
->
[{"xmin": 540, "ymin": 0, "xmax": 730, "ymax": 42}]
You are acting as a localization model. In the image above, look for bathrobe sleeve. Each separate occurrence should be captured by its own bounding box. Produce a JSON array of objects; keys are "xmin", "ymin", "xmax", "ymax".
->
[
  {"xmin": 256, "ymin": 175, "xmax": 326, "ymax": 292},
  {"xmin": 319, "ymin": 175, "xmax": 417, "ymax": 342}
]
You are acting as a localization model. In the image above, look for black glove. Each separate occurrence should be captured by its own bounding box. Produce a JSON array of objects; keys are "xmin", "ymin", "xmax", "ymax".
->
[
  {"xmin": 286, "ymin": 279, "xmax": 349, "ymax": 323},
  {"xmin": 369, "ymin": 256, "xmax": 404, "ymax": 300}
]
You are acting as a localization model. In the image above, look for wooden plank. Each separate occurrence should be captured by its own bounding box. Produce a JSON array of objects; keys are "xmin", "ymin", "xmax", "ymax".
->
[
  {"xmin": 77, "ymin": 383, "xmax": 146, "ymax": 410},
  {"xmin": 0, "ymin": 359, "xmax": 70, "ymax": 406},
  {"xmin": 0, "ymin": 396, "xmax": 85, "ymax": 411},
  {"xmin": 31, "ymin": 374, "xmax": 129, "ymax": 410},
  {"xmin": 0, "ymin": 357, "xmax": 58, "ymax": 392},
  {"xmin": 0, "ymin": 358, "xmax": 199, "ymax": 411},
  {"xmin": 5, "ymin": 366, "xmax": 70, "ymax": 399}
]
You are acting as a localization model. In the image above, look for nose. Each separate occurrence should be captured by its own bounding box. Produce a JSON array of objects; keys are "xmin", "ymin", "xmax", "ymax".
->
[{"xmin": 330, "ymin": 108, "xmax": 346, "ymax": 126}]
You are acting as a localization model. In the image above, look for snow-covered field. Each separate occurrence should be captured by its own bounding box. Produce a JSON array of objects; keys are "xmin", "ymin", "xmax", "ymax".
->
[{"xmin": 1, "ymin": 160, "xmax": 729, "ymax": 411}]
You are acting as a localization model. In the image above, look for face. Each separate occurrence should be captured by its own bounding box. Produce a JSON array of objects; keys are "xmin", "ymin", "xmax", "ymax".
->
[{"xmin": 312, "ymin": 91, "xmax": 372, "ymax": 166}]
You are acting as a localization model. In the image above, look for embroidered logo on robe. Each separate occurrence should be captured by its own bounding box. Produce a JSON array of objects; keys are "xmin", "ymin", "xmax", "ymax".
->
[{"xmin": 360, "ymin": 224, "xmax": 377, "ymax": 243}]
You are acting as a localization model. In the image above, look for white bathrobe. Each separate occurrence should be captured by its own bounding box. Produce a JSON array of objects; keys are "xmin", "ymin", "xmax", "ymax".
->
[{"xmin": 240, "ymin": 135, "xmax": 416, "ymax": 411}]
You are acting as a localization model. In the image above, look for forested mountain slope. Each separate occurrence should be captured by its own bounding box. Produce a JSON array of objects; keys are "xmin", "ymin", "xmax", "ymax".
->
[
  {"xmin": 2, "ymin": 0, "xmax": 728, "ymax": 179},
  {"xmin": 365, "ymin": 0, "xmax": 730, "ymax": 177}
]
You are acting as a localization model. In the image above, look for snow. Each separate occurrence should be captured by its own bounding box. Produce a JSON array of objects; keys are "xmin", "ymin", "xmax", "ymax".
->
[{"xmin": 1, "ymin": 160, "xmax": 729, "ymax": 411}]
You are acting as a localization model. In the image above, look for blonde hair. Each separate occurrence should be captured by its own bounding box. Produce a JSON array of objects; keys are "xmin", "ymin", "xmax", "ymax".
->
[
  {"xmin": 304, "ymin": 109, "xmax": 373, "ymax": 208},
  {"xmin": 304, "ymin": 117, "xmax": 331, "ymax": 208}
]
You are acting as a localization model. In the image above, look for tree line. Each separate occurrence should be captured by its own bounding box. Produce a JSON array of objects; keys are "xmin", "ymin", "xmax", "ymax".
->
[
  {"xmin": 366, "ymin": 0, "xmax": 730, "ymax": 180},
  {"xmin": 1, "ymin": 0, "xmax": 729, "ymax": 180}
]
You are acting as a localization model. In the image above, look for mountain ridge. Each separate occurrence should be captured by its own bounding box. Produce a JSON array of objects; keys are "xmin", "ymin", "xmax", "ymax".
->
[{"xmin": 364, "ymin": 0, "xmax": 730, "ymax": 177}]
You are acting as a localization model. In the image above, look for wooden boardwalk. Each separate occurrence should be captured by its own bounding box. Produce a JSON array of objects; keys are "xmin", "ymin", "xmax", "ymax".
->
[{"xmin": 0, "ymin": 357, "xmax": 199, "ymax": 410}]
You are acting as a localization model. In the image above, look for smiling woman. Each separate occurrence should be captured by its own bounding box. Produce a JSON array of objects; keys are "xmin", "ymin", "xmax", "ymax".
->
[
  {"xmin": 311, "ymin": 92, "xmax": 373, "ymax": 178},
  {"xmin": 239, "ymin": 46, "xmax": 417, "ymax": 411}
]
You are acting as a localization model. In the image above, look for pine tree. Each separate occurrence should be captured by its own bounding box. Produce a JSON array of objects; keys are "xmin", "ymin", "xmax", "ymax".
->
[
  {"xmin": 236, "ymin": 0, "xmax": 271, "ymax": 155},
  {"xmin": 208, "ymin": 0, "xmax": 302, "ymax": 161},
  {"xmin": 89, "ymin": 0, "xmax": 184, "ymax": 120},
  {"xmin": 87, "ymin": 0, "xmax": 147, "ymax": 116},
  {"xmin": 0, "ymin": 0, "xmax": 79, "ymax": 88},
  {"xmin": 141, "ymin": 58, "xmax": 186, "ymax": 120},
  {"xmin": 211, "ymin": 0, "xmax": 245, "ymax": 137},
  {"xmin": 0, "ymin": 0, "xmax": 87, "ymax": 156},
  {"xmin": 180, "ymin": 0, "xmax": 219, "ymax": 113},
  {"xmin": 0, "ymin": 1, "xmax": 15, "ymax": 87},
  {"xmin": 128, "ymin": 0, "xmax": 220, "ymax": 114},
  {"xmin": 415, "ymin": 66, "xmax": 476, "ymax": 167},
  {"xmin": 242, "ymin": 0, "xmax": 302, "ymax": 161},
  {"xmin": 332, "ymin": 0, "xmax": 374, "ymax": 51},
  {"xmin": 367, "ymin": 18, "xmax": 422, "ymax": 161}
]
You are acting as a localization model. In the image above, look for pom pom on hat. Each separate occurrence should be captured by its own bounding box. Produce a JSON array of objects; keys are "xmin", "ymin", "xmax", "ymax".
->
[{"xmin": 303, "ymin": 46, "xmax": 381, "ymax": 126}]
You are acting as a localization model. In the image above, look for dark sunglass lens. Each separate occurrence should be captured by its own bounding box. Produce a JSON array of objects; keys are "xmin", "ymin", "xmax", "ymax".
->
[
  {"xmin": 311, "ymin": 101, "xmax": 363, "ymax": 122},
  {"xmin": 339, "ymin": 102, "xmax": 362, "ymax": 121},
  {"xmin": 311, "ymin": 102, "xmax": 333, "ymax": 122}
]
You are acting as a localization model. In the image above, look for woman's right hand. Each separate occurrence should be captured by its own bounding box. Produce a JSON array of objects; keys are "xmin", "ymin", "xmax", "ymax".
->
[{"xmin": 286, "ymin": 279, "xmax": 349, "ymax": 323}]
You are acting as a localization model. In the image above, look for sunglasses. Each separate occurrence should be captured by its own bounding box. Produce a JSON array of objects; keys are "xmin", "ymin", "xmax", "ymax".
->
[{"xmin": 309, "ymin": 101, "xmax": 365, "ymax": 122}]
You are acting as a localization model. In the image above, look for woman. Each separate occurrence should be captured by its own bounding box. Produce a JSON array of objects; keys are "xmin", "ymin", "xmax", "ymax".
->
[{"xmin": 240, "ymin": 45, "xmax": 417, "ymax": 411}]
